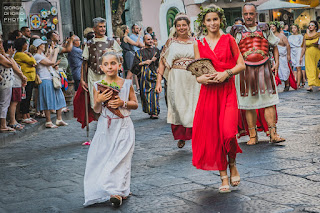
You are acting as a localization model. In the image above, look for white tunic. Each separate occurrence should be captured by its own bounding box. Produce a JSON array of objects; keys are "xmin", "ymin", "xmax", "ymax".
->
[
  {"xmin": 277, "ymin": 45, "xmax": 290, "ymax": 81},
  {"xmin": 83, "ymin": 79, "xmax": 134, "ymax": 206},
  {"xmin": 288, "ymin": 34, "xmax": 305, "ymax": 68},
  {"xmin": 161, "ymin": 40, "xmax": 201, "ymax": 127}
]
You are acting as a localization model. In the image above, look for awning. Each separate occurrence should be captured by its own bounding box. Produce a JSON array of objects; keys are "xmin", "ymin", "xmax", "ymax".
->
[{"xmin": 257, "ymin": 0, "xmax": 310, "ymax": 11}]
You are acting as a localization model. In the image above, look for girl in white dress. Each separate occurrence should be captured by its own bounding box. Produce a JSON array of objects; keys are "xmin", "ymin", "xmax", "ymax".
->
[
  {"xmin": 288, "ymin": 24, "xmax": 305, "ymax": 88},
  {"xmin": 83, "ymin": 50, "xmax": 138, "ymax": 207}
]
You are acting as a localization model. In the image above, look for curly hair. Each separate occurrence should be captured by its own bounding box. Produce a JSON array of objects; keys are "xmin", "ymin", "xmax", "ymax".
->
[
  {"xmin": 196, "ymin": 4, "xmax": 227, "ymax": 36},
  {"xmin": 269, "ymin": 21, "xmax": 281, "ymax": 32}
]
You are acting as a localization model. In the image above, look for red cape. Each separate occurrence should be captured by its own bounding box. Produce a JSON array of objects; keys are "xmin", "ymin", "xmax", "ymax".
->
[
  {"xmin": 73, "ymin": 86, "xmax": 96, "ymax": 128},
  {"xmin": 275, "ymin": 62, "xmax": 297, "ymax": 90}
]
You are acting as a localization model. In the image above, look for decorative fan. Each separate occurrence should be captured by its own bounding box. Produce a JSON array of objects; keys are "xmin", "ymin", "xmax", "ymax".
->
[{"xmin": 186, "ymin": 58, "xmax": 217, "ymax": 77}]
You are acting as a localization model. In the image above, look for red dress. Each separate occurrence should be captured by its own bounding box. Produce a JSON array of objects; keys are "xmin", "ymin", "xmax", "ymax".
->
[{"xmin": 192, "ymin": 34, "xmax": 242, "ymax": 171}]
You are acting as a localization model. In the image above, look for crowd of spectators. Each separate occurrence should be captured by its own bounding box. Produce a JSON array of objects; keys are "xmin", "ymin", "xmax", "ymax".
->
[{"xmin": 0, "ymin": 23, "xmax": 157, "ymax": 133}]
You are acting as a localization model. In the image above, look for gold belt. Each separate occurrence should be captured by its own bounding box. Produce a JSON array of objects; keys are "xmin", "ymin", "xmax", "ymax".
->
[{"xmin": 172, "ymin": 58, "xmax": 193, "ymax": 69}]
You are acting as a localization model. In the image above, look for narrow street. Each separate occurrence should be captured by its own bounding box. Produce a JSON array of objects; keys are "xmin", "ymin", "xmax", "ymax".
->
[{"xmin": 0, "ymin": 87, "xmax": 320, "ymax": 213}]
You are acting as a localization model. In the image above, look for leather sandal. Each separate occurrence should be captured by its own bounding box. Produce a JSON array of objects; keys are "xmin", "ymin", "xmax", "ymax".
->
[
  {"xmin": 269, "ymin": 124, "xmax": 285, "ymax": 143},
  {"xmin": 110, "ymin": 195, "xmax": 122, "ymax": 207},
  {"xmin": 219, "ymin": 176, "xmax": 231, "ymax": 193},
  {"xmin": 247, "ymin": 127, "xmax": 258, "ymax": 145},
  {"xmin": 229, "ymin": 162, "xmax": 240, "ymax": 187},
  {"xmin": 177, "ymin": 140, "xmax": 185, "ymax": 148}
]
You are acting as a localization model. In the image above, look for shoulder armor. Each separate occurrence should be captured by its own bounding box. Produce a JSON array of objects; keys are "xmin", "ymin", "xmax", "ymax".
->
[
  {"xmin": 230, "ymin": 25, "xmax": 245, "ymax": 37},
  {"xmin": 257, "ymin": 23, "xmax": 269, "ymax": 31}
]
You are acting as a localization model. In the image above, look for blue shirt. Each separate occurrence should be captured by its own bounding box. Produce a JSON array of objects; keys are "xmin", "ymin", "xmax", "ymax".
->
[
  {"xmin": 129, "ymin": 34, "xmax": 143, "ymax": 52},
  {"xmin": 67, "ymin": 46, "xmax": 83, "ymax": 81}
]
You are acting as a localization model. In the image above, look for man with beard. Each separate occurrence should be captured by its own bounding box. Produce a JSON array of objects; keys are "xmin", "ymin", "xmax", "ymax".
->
[
  {"xmin": 230, "ymin": 3, "xmax": 285, "ymax": 144},
  {"xmin": 131, "ymin": 34, "xmax": 160, "ymax": 119}
]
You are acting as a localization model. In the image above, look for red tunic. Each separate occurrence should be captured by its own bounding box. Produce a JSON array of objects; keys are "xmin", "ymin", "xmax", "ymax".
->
[{"xmin": 192, "ymin": 34, "xmax": 242, "ymax": 171}]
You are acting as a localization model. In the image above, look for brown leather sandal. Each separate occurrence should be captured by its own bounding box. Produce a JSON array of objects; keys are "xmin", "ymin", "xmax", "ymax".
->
[
  {"xmin": 177, "ymin": 140, "xmax": 185, "ymax": 148},
  {"xmin": 269, "ymin": 125, "xmax": 286, "ymax": 143},
  {"xmin": 110, "ymin": 195, "xmax": 122, "ymax": 207},
  {"xmin": 247, "ymin": 127, "xmax": 258, "ymax": 145}
]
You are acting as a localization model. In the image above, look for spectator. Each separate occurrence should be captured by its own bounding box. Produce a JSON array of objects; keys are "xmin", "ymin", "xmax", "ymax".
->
[
  {"xmin": 4, "ymin": 40, "xmax": 27, "ymax": 130},
  {"xmin": 0, "ymin": 36, "xmax": 15, "ymax": 132},
  {"xmin": 8, "ymin": 30, "xmax": 22, "ymax": 41},
  {"xmin": 67, "ymin": 35, "xmax": 82, "ymax": 91},
  {"xmin": 146, "ymin": 26, "xmax": 155, "ymax": 38},
  {"xmin": 118, "ymin": 25, "xmax": 141, "ymax": 79},
  {"xmin": 83, "ymin": 27, "xmax": 94, "ymax": 44},
  {"xmin": 46, "ymin": 31, "xmax": 74, "ymax": 71},
  {"xmin": 130, "ymin": 24, "xmax": 144, "ymax": 52},
  {"xmin": 14, "ymin": 37, "xmax": 37, "ymax": 124},
  {"xmin": 33, "ymin": 39, "xmax": 68, "ymax": 128},
  {"xmin": 127, "ymin": 24, "xmax": 144, "ymax": 91},
  {"xmin": 21, "ymin": 26, "xmax": 31, "ymax": 50}
]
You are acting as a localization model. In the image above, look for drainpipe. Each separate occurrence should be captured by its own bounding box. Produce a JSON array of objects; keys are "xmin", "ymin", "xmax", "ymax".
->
[{"xmin": 105, "ymin": 0, "xmax": 113, "ymax": 37}]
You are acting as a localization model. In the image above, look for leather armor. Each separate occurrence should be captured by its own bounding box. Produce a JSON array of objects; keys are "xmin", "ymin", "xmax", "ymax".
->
[
  {"xmin": 230, "ymin": 23, "xmax": 276, "ymax": 96},
  {"xmin": 87, "ymin": 38, "xmax": 114, "ymax": 75}
]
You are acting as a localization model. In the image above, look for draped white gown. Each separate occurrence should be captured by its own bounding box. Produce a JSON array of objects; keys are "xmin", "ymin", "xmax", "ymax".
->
[{"xmin": 83, "ymin": 79, "xmax": 134, "ymax": 206}]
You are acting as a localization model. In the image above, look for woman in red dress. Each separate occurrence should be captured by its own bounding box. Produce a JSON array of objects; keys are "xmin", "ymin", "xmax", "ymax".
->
[{"xmin": 192, "ymin": 5, "xmax": 245, "ymax": 193}]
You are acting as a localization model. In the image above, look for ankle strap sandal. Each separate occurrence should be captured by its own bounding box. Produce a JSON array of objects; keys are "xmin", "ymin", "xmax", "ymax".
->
[{"xmin": 268, "ymin": 124, "xmax": 286, "ymax": 143}]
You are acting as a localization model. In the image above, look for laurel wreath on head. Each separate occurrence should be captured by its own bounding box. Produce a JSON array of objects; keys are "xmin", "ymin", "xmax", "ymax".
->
[
  {"xmin": 269, "ymin": 21, "xmax": 281, "ymax": 30},
  {"xmin": 196, "ymin": 5, "xmax": 227, "ymax": 35}
]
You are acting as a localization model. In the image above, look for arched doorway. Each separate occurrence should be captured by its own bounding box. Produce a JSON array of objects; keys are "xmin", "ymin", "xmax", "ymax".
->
[{"xmin": 166, "ymin": 7, "xmax": 179, "ymax": 36}]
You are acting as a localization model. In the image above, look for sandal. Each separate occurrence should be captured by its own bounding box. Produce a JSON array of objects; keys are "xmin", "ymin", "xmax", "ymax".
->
[
  {"xmin": 21, "ymin": 118, "xmax": 35, "ymax": 124},
  {"xmin": 0, "ymin": 127, "xmax": 16, "ymax": 133},
  {"xmin": 8, "ymin": 123, "xmax": 24, "ymax": 130},
  {"xmin": 307, "ymin": 87, "xmax": 313, "ymax": 92},
  {"xmin": 177, "ymin": 140, "xmax": 185, "ymax": 148},
  {"xmin": 110, "ymin": 195, "xmax": 122, "ymax": 207},
  {"xmin": 219, "ymin": 176, "xmax": 231, "ymax": 193},
  {"xmin": 29, "ymin": 118, "xmax": 38, "ymax": 123},
  {"xmin": 45, "ymin": 122, "xmax": 58, "ymax": 128},
  {"xmin": 56, "ymin": 120, "xmax": 68, "ymax": 126},
  {"xmin": 150, "ymin": 115, "xmax": 159, "ymax": 119},
  {"xmin": 61, "ymin": 107, "xmax": 70, "ymax": 113},
  {"xmin": 247, "ymin": 127, "xmax": 258, "ymax": 145},
  {"xmin": 229, "ymin": 162, "xmax": 240, "ymax": 187},
  {"xmin": 269, "ymin": 124, "xmax": 285, "ymax": 143}
]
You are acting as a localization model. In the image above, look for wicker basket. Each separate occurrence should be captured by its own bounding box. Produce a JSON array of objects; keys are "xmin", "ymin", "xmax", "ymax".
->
[
  {"xmin": 186, "ymin": 58, "xmax": 217, "ymax": 77},
  {"xmin": 96, "ymin": 83, "xmax": 124, "ymax": 118}
]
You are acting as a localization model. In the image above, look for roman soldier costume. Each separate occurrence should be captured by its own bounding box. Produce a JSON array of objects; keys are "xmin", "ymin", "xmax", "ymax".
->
[{"xmin": 231, "ymin": 23, "xmax": 277, "ymax": 98}]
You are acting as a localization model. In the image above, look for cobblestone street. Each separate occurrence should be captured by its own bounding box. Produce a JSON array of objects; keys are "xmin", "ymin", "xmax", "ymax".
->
[{"xmin": 0, "ymin": 86, "xmax": 320, "ymax": 213}]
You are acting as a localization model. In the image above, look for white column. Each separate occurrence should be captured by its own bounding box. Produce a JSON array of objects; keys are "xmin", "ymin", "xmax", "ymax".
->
[{"xmin": 105, "ymin": 0, "xmax": 113, "ymax": 37}]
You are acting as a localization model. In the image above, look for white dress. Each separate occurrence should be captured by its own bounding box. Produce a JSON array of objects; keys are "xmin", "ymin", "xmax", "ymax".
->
[
  {"xmin": 288, "ymin": 34, "xmax": 305, "ymax": 68},
  {"xmin": 161, "ymin": 39, "xmax": 201, "ymax": 127},
  {"xmin": 277, "ymin": 45, "xmax": 290, "ymax": 81},
  {"xmin": 83, "ymin": 79, "xmax": 135, "ymax": 206}
]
